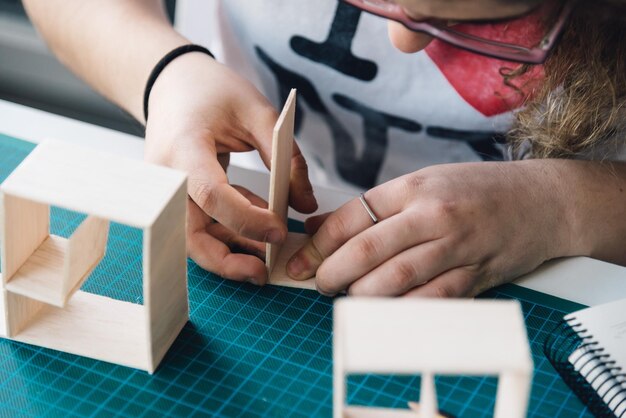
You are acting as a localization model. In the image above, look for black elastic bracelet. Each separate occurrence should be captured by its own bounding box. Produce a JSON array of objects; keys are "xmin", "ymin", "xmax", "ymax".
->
[{"xmin": 143, "ymin": 44, "xmax": 215, "ymax": 122}]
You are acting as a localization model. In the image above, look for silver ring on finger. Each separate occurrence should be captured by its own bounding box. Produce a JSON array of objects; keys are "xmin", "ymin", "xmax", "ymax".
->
[{"xmin": 359, "ymin": 192, "xmax": 379, "ymax": 225}]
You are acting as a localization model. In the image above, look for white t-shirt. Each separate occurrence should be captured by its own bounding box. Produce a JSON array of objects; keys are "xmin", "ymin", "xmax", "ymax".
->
[{"xmin": 177, "ymin": 0, "xmax": 540, "ymax": 193}]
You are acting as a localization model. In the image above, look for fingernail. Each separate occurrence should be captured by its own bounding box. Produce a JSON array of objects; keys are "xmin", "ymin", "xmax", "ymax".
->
[
  {"xmin": 316, "ymin": 284, "xmax": 336, "ymax": 298},
  {"xmin": 287, "ymin": 255, "xmax": 307, "ymax": 280},
  {"xmin": 247, "ymin": 277, "xmax": 260, "ymax": 286},
  {"xmin": 265, "ymin": 229, "xmax": 282, "ymax": 244}
]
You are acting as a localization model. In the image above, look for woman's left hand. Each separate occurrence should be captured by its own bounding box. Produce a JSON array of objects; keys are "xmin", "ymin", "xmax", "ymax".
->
[{"xmin": 286, "ymin": 160, "xmax": 574, "ymax": 297}]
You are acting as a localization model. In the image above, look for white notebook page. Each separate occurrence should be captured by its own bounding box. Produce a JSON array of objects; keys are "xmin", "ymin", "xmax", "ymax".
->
[{"xmin": 566, "ymin": 298, "xmax": 626, "ymax": 416}]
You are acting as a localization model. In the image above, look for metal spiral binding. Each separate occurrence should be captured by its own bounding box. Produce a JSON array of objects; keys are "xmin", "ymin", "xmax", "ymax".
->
[{"xmin": 543, "ymin": 316, "xmax": 626, "ymax": 418}]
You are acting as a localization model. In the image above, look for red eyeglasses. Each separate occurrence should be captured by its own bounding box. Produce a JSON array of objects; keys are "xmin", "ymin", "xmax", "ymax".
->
[{"xmin": 340, "ymin": 0, "xmax": 576, "ymax": 64}]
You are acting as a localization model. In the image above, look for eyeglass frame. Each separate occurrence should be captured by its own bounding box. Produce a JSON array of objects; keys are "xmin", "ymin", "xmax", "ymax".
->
[{"xmin": 340, "ymin": 0, "xmax": 577, "ymax": 64}]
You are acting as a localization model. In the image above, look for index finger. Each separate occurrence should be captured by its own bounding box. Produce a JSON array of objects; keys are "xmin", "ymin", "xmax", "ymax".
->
[
  {"xmin": 186, "ymin": 149, "xmax": 287, "ymax": 244},
  {"xmin": 288, "ymin": 142, "xmax": 318, "ymax": 214},
  {"xmin": 286, "ymin": 187, "xmax": 400, "ymax": 286}
]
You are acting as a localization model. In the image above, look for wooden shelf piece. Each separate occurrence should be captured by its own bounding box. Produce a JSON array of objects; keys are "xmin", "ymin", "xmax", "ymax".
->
[
  {"xmin": 264, "ymin": 89, "xmax": 318, "ymax": 291},
  {"xmin": 334, "ymin": 299, "xmax": 534, "ymax": 418},
  {"xmin": 5, "ymin": 215, "xmax": 108, "ymax": 308},
  {"xmin": 6, "ymin": 235, "xmax": 68, "ymax": 307},
  {"xmin": 0, "ymin": 140, "xmax": 188, "ymax": 373},
  {"xmin": 14, "ymin": 290, "xmax": 150, "ymax": 371}
]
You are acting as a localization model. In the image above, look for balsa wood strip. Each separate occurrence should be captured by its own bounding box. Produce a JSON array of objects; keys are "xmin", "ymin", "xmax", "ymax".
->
[
  {"xmin": 1, "ymin": 141, "xmax": 186, "ymax": 228},
  {"xmin": 266, "ymin": 89, "xmax": 297, "ymax": 277},
  {"xmin": 1, "ymin": 194, "xmax": 49, "ymax": 283},
  {"xmin": 63, "ymin": 216, "xmax": 109, "ymax": 303},
  {"xmin": 340, "ymin": 300, "xmax": 532, "ymax": 373},
  {"xmin": 1, "ymin": 194, "xmax": 49, "ymax": 336},
  {"xmin": 145, "ymin": 182, "xmax": 188, "ymax": 372},
  {"xmin": 6, "ymin": 217, "xmax": 109, "ymax": 308},
  {"xmin": 6, "ymin": 292, "xmax": 46, "ymax": 337},
  {"xmin": 343, "ymin": 406, "xmax": 446, "ymax": 418},
  {"xmin": 263, "ymin": 90, "xmax": 318, "ymax": 290},
  {"xmin": 5, "ymin": 235, "xmax": 67, "ymax": 307},
  {"xmin": 14, "ymin": 291, "xmax": 149, "ymax": 371}
]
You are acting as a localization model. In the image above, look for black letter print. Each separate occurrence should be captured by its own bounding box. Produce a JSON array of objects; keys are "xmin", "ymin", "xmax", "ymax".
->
[
  {"xmin": 426, "ymin": 127, "xmax": 506, "ymax": 161},
  {"xmin": 257, "ymin": 47, "xmax": 421, "ymax": 189},
  {"xmin": 290, "ymin": 2, "xmax": 377, "ymax": 81},
  {"xmin": 332, "ymin": 94, "xmax": 422, "ymax": 188}
]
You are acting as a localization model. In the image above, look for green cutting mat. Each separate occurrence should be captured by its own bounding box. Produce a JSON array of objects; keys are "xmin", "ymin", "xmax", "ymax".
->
[{"xmin": 0, "ymin": 133, "xmax": 592, "ymax": 417}]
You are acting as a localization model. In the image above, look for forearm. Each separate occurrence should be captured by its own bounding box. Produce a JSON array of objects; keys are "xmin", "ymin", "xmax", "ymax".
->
[
  {"xmin": 23, "ymin": 0, "xmax": 188, "ymax": 122},
  {"xmin": 542, "ymin": 159, "xmax": 626, "ymax": 265}
]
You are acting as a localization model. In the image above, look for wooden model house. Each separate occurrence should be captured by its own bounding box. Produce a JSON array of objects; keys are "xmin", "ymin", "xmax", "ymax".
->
[
  {"xmin": 0, "ymin": 140, "xmax": 188, "ymax": 373},
  {"xmin": 334, "ymin": 298, "xmax": 533, "ymax": 418}
]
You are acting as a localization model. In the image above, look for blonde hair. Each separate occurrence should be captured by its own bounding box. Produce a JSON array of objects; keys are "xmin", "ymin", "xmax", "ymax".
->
[{"xmin": 509, "ymin": 0, "xmax": 626, "ymax": 159}]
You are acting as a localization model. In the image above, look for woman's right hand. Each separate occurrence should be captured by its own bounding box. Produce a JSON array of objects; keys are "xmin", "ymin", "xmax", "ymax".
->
[{"xmin": 144, "ymin": 52, "xmax": 317, "ymax": 285}]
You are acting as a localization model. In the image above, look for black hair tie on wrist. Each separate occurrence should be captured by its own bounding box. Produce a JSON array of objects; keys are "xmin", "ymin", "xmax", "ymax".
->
[{"xmin": 143, "ymin": 44, "xmax": 215, "ymax": 123}]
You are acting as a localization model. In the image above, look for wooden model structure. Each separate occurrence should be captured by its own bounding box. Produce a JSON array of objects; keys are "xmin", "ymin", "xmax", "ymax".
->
[
  {"xmin": 0, "ymin": 140, "xmax": 188, "ymax": 373},
  {"xmin": 265, "ymin": 89, "xmax": 316, "ymax": 290},
  {"xmin": 334, "ymin": 298, "xmax": 533, "ymax": 418}
]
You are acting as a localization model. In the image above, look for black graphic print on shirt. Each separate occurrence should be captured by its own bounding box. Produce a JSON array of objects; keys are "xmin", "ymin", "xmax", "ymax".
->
[
  {"xmin": 257, "ymin": 2, "xmax": 505, "ymax": 188},
  {"xmin": 290, "ymin": 2, "xmax": 378, "ymax": 82},
  {"xmin": 257, "ymin": 47, "xmax": 421, "ymax": 188},
  {"xmin": 426, "ymin": 127, "xmax": 506, "ymax": 161}
]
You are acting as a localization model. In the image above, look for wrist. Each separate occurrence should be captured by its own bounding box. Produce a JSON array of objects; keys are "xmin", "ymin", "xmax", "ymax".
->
[
  {"xmin": 549, "ymin": 160, "xmax": 626, "ymax": 264},
  {"xmin": 522, "ymin": 159, "xmax": 607, "ymax": 260},
  {"xmin": 143, "ymin": 45, "xmax": 215, "ymax": 123},
  {"xmin": 146, "ymin": 51, "xmax": 218, "ymax": 119},
  {"xmin": 517, "ymin": 160, "xmax": 581, "ymax": 260}
]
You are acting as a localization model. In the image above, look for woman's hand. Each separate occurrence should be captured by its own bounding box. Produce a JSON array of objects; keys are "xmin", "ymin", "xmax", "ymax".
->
[
  {"xmin": 286, "ymin": 160, "xmax": 574, "ymax": 297},
  {"xmin": 145, "ymin": 52, "xmax": 317, "ymax": 284}
]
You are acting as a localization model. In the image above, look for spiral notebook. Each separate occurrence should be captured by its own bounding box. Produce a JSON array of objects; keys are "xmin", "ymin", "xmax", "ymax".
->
[{"xmin": 544, "ymin": 298, "xmax": 626, "ymax": 417}]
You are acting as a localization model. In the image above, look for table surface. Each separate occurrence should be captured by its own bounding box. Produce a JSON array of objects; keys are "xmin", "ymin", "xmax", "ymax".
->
[
  {"xmin": 0, "ymin": 99, "xmax": 625, "ymax": 418},
  {"xmin": 0, "ymin": 133, "xmax": 592, "ymax": 418}
]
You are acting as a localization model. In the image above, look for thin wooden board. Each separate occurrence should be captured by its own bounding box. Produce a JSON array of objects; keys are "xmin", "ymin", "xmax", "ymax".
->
[
  {"xmin": 6, "ymin": 218, "xmax": 108, "ymax": 309},
  {"xmin": 64, "ymin": 216, "xmax": 109, "ymax": 299},
  {"xmin": 5, "ymin": 235, "xmax": 67, "ymax": 307},
  {"xmin": 0, "ymin": 194, "xmax": 49, "ymax": 283},
  {"xmin": 145, "ymin": 182, "xmax": 189, "ymax": 371},
  {"xmin": 12, "ymin": 290, "xmax": 150, "ymax": 371},
  {"xmin": 0, "ymin": 193, "xmax": 49, "ymax": 336},
  {"xmin": 335, "ymin": 298, "xmax": 533, "ymax": 374},
  {"xmin": 266, "ymin": 89, "xmax": 297, "ymax": 277},
  {"xmin": 343, "ymin": 405, "xmax": 446, "ymax": 418},
  {"xmin": 0, "ymin": 141, "xmax": 186, "ymax": 228}
]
